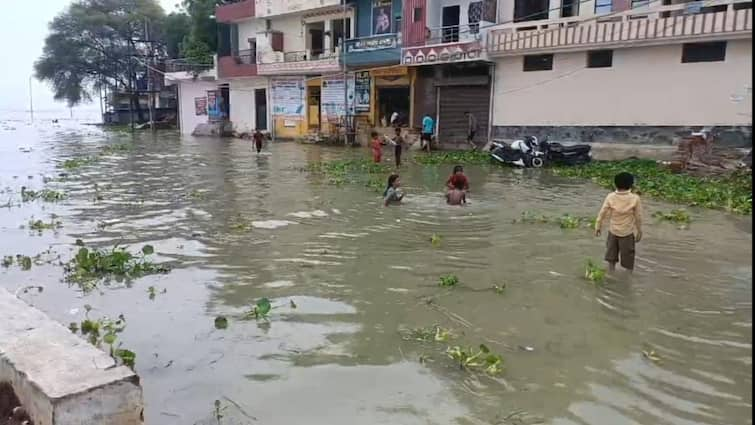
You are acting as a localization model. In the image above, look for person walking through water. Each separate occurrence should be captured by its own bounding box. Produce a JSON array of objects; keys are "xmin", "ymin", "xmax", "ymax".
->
[
  {"xmin": 252, "ymin": 129, "xmax": 265, "ymax": 154},
  {"xmin": 421, "ymin": 113, "xmax": 434, "ymax": 153},
  {"xmin": 389, "ymin": 127, "xmax": 407, "ymax": 167},
  {"xmin": 465, "ymin": 111, "xmax": 478, "ymax": 150},
  {"xmin": 371, "ymin": 131, "xmax": 383, "ymax": 163}
]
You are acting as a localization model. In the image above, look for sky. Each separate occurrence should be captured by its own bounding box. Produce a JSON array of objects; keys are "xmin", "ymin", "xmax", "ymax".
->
[{"xmin": 0, "ymin": 0, "xmax": 181, "ymax": 113}]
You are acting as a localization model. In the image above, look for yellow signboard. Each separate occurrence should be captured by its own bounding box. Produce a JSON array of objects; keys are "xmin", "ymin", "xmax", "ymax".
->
[{"xmin": 370, "ymin": 66, "xmax": 408, "ymax": 77}]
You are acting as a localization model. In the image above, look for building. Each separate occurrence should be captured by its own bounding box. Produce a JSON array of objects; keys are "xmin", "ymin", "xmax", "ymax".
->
[
  {"xmin": 104, "ymin": 71, "xmax": 178, "ymax": 126},
  {"xmin": 486, "ymin": 0, "xmax": 753, "ymax": 145},
  {"xmin": 163, "ymin": 59, "xmax": 228, "ymax": 136},
  {"xmin": 215, "ymin": 0, "xmax": 270, "ymax": 136},
  {"xmin": 400, "ymin": 0, "xmax": 499, "ymax": 148}
]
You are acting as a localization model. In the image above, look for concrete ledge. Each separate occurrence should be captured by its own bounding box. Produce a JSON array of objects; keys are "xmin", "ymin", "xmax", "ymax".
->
[{"xmin": 0, "ymin": 289, "xmax": 143, "ymax": 425}]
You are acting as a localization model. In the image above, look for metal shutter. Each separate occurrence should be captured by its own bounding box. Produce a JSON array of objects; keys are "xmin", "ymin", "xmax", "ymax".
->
[{"xmin": 437, "ymin": 85, "xmax": 490, "ymax": 148}]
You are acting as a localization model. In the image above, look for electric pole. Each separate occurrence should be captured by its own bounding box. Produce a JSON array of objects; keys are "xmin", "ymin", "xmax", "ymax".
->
[{"xmin": 28, "ymin": 76, "xmax": 34, "ymax": 123}]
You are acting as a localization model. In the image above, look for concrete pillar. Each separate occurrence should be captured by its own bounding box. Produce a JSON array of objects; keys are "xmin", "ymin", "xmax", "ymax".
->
[
  {"xmin": 0, "ymin": 289, "xmax": 143, "ymax": 425},
  {"xmin": 324, "ymin": 20, "xmax": 333, "ymax": 53},
  {"xmin": 500, "ymin": 0, "xmax": 515, "ymax": 24}
]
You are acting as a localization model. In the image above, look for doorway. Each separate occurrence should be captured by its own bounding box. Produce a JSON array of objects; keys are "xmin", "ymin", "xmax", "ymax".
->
[
  {"xmin": 308, "ymin": 86, "xmax": 321, "ymax": 129},
  {"xmin": 255, "ymin": 88, "xmax": 267, "ymax": 130},
  {"xmin": 377, "ymin": 87, "xmax": 410, "ymax": 127},
  {"xmin": 441, "ymin": 6, "xmax": 460, "ymax": 43},
  {"xmin": 307, "ymin": 23, "xmax": 325, "ymax": 57}
]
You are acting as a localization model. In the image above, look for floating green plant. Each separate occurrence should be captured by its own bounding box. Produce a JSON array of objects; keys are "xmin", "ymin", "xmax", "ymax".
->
[
  {"xmin": 439, "ymin": 274, "xmax": 459, "ymax": 287},
  {"xmin": 652, "ymin": 209, "xmax": 691, "ymax": 224},
  {"xmin": 584, "ymin": 259, "xmax": 606, "ymax": 284},
  {"xmin": 64, "ymin": 243, "xmax": 169, "ymax": 290},
  {"xmin": 446, "ymin": 344, "xmax": 504, "ymax": 375}
]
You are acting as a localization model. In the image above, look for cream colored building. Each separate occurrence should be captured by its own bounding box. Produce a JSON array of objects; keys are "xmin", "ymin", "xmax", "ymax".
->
[{"xmin": 487, "ymin": 0, "xmax": 752, "ymax": 144}]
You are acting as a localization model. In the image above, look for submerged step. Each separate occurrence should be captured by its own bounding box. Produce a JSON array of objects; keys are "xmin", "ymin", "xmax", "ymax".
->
[{"xmin": 0, "ymin": 289, "xmax": 143, "ymax": 425}]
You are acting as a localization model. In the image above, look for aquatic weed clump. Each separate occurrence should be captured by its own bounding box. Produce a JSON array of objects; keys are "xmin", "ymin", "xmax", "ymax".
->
[
  {"xmin": 64, "ymin": 243, "xmax": 169, "ymax": 291},
  {"xmin": 306, "ymin": 158, "xmax": 392, "ymax": 192},
  {"xmin": 413, "ymin": 150, "xmax": 491, "ymax": 165},
  {"xmin": 551, "ymin": 160, "xmax": 752, "ymax": 214}
]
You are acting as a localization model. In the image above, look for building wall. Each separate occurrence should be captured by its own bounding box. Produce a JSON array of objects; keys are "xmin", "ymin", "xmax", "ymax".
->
[
  {"xmin": 492, "ymin": 40, "xmax": 752, "ymax": 128},
  {"xmin": 176, "ymin": 81, "xmax": 219, "ymax": 135},
  {"xmin": 229, "ymin": 78, "xmax": 269, "ymax": 134},
  {"xmin": 238, "ymin": 19, "xmax": 268, "ymax": 51}
]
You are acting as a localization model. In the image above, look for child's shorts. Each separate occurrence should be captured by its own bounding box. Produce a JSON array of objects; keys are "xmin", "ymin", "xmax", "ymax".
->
[{"xmin": 605, "ymin": 232, "xmax": 636, "ymax": 269}]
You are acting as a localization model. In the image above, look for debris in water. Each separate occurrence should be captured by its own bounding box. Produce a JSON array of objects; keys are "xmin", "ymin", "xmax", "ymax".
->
[{"xmin": 214, "ymin": 316, "xmax": 229, "ymax": 329}]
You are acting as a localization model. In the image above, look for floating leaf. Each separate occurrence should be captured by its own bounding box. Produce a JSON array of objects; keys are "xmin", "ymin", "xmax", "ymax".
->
[
  {"xmin": 439, "ymin": 274, "xmax": 459, "ymax": 287},
  {"xmin": 141, "ymin": 245, "xmax": 154, "ymax": 255},
  {"xmin": 584, "ymin": 259, "xmax": 606, "ymax": 284},
  {"xmin": 290, "ymin": 299, "xmax": 297, "ymax": 309},
  {"xmin": 214, "ymin": 316, "xmax": 229, "ymax": 329}
]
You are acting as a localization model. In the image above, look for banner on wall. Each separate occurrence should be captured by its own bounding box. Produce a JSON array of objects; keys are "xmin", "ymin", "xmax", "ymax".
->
[
  {"xmin": 194, "ymin": 97, "xmax": 207, "ymax": 116},
  {"xmin": 321, "ymin": 75, "xmax": 355, "ymax": 121},
  {"xmin": 271, "ymin": 78, "xmax": 305, "ymax": 119},
  {"xmin": 354, "ymin": 72, "xmax": 371, "ymax": 113},
  {"xmin": 372, "ymin": 0, "xmax": 392, "ymax": 35},
  {"xmin": 207, "ymin": 91, "xmax": 223, "ymax": 122}
]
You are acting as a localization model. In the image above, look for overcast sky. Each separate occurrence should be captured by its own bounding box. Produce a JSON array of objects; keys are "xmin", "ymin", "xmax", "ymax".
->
[{"xmin": 0, "ymin": 0, "xmax": 181, "ymax": 113}]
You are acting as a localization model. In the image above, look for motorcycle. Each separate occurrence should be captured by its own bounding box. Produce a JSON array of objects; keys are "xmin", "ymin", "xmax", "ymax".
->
[
  {"xmin": 490, "ymin": 136, "xmax": 547, "ymax": 168},
  {"xmin": 538, "ymin": 139, "xmax": 592, "ymax": 165}
]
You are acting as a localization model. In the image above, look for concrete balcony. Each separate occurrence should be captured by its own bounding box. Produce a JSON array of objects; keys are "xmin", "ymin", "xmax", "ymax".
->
[
  {"xmin": 163, "ymin": 59, "xmax": 217, "ymax": 83},
  {"xmin": 217, "ymin": 50, "xmax": 258, "ymax": 78},
  {"xmin": 344, "ymin": 34, "xmax": 401, "ymax": 66},
  {"xmin": 401, "ymin": 24, "xmax": 488, "ymax": 66},
  {"xmin": 488, "ymin": 0, "xmax": 753, "ymax": 56},
  {"xmin": 254, "ymin": 0, "xmax": 341, "ymax": 18},
  {"xmin": 257, "ymin": 49, "xmax": 341, "ymax": 75},
  {"xmin": 215, "ymin": 0, "xmax": 254, "ymax": 23}
]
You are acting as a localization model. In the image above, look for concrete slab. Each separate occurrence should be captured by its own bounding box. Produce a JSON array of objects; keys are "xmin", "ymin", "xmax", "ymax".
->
[{"xmin": 0, "ymin": 289, "xmax": 143, "ymax": 425}]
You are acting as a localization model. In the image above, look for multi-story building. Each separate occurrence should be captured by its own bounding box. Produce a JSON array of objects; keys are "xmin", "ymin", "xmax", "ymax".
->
[
  {"xmin": 400, "ymin": 0, "xmax": 499, "ymax": 148},
  {"xmin": 163, "ymin": 59, "xmax": 226, "ymax": 135},
  {"xmin": 486, "ymin": 0, "xmax": 752, "ymax": 144}
]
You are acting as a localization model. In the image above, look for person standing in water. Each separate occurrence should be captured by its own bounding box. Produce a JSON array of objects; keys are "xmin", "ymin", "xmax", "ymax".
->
[
  {"xmin": 252, "ymin": 129, "xmax": 265, "ymax": 154},
  {"xmin": 421, "ymin": 113, "xmax": 434, "ymax": 153},
  {"xmin": 594, "ymin": 172, "xmax": 643, "ymax": 273},
  {"xmin": 371, "ymin": 131, "xmax": 383, "ymax": 163},
  {"xmin": 389, "ymin": 127, "xmax": 407, "ymax": 167},
  {"xmin": 465, "ymin": 111, "xmax": 478, "ymax": 150}
]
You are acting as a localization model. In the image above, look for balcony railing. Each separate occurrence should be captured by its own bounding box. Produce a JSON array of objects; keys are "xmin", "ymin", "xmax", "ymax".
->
[
  {"xmin": 164, "ymin": 59, "xmax": 214, "ymax": 74},
  {"xmin": 215, "ymin": 0, "xmax": 255, "ymax": 23},
  {"xmin": 217, "ymin": 52, "xmax": 258, "ymax": 78},
  {"xmin": 421, "ymin": 24, "xmax": 485, "ymax": 47},
  {"xmin": 488, "ymin": 0, "xmax": 753, "ymax": 56}
]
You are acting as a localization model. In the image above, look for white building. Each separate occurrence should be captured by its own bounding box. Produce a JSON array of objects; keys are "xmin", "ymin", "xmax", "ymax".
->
[
  {"xmin": 487, "ymin": 0, "xmax": 752, "ymax": 144},
  {"xmin": 163, "ymin": 60, "xmax": 227, "ymax": 136}
]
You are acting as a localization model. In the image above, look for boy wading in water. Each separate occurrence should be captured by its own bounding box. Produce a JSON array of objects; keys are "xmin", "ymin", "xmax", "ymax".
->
[
  {"xmin": 594, "ymin": 172, "xmax": 643, "ymax": 272},
  {"xmin": 253, "ymin": 129, "xmax": 264, "ymax": 154},
  {"xmin": 389, "ymin": 127, "xmax": 407, "ymax": 167}
]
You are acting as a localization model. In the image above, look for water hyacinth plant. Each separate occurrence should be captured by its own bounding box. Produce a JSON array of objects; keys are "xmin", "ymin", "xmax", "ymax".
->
[
  {"xmin": 584, "ymin": 259, "xmax": 606, "ymax": 284},
  {"xmin": 446, "ymin": 344, "xmax": 504, "ymax": 375},
  {"xmin": 64, "ymin": 243, "xmax": 169, "ymax": 290},
  {"xmin": 439, "ymin": 274, "xmax": 459, "ymax": 287}
]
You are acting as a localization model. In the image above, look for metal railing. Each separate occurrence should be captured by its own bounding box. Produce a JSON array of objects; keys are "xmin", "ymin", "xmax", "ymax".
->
[
  {"xmin": 424, "ymin": 23, "xmax": 484, "ymax": 46},
  {"xmin": 164, "ymin": 59, "xmax": 214, "ymax": 74},
  {"xmin": 488, "ymin": 0, "xmax": 753, "ymax": 55}
]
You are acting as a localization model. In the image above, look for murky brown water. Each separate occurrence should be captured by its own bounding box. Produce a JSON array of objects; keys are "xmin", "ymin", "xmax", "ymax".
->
[{"xmin": 0, "ymin": 117, "xmax": 751, "ymax": 425}]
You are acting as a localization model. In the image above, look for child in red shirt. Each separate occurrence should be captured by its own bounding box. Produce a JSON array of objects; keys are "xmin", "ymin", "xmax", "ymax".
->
[
  {"xmin": 446, "ymin": 165, "xmax": 470, "ymax": 191},
  {"xmin": 371, "ymin": 131, "xmax": 383, "ymax": 163}
]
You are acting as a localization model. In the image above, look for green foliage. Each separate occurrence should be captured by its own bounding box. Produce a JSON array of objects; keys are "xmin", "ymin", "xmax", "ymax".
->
[
  {"xmin": 584, "ymin": 259, "xmax": 606, "ymax": 284},
  {"xmin": 64, "ymin": 243, "xmax": 169, "ymax": 290},
  {"xmin": 492, "ymin": 283, "xmax": 506, "ymax": 294},
  {"xmin": 28, "ymin": 217, "xmax": 63, "ymax": 233},
  {"xmin": 21, "ymin": 187, "xmax": 65, "ymax": 202},
  {"xmin": 163, "ymin": 12, "xmax": 191, "ymax": 59},
  {"xmin": 74, "ymin": 312, "xmax": 135, "ymax": 368},
  {"xmin": 61, "ymin": 157, "xmax": 96, "ymax": 170},
  {"xmin": 430, "ymin": 234, "xmax": 442, "ymax": 247},
  {"xmin": 246, "ymin": 298, "xmax": 273, "ymax": 320},
  {"xmin": 552, "ymin": 160, "xmax": 752, "ymax": 214},
  {"xmin": 413, "ymin": 150, "xmax": 490, "ymax": 165},
  {"xmin": 652, "ymin": 209, "xmax": 692, "ymax": 224},
  {"xmin": 439, "ymin": 274, "xmax": 459, "ymax": 287},
  {"xmin": 446, "ymin": 344, "xmax": 504, "ymax": 375},
  {"xmin": 214, "ymin": 316, "xmax": 229, "ymax": 329},
  {"xmin": 181, "ymin": 37, "xmax": 214, "ymax": 66},
  {"xmin": 1, "ymin": 256, "xmax": 12, "ymax": 267},
  {"xmin": 34, "ymin": 0, "xmax": 166, "ymax": 107},
  {"xmin": 514, "ymin": 211, "xmax": 594, "ymax": 229},
  {"xmin": 147, "ymin": 285, "xmax": 166, "ymax": 300},
  {"xmin": 307, "ymin": 159, "xmax": 393, "ymax": 192},
  {"xmin": 401, "ymin": 325, "xmax": 454, "ymax": 343}
]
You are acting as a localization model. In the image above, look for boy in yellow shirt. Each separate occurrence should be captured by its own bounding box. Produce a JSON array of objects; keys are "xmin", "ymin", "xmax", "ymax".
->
[{"xmin": 594, "ymin": 172, "xmax": 643, "ymax": 272}]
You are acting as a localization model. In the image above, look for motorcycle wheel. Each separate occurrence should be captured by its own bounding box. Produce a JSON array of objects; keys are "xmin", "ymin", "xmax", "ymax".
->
[{"xmin": 532, "ymin": 157, "xmax": 544, "ymax": 168}]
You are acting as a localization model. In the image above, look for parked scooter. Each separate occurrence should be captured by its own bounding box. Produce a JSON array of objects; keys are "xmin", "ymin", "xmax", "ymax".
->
[
  {"xmin": 538, "ymin": 139, "xmax": 592, "ymax": 165},
  {"xmin": 489, "ymin": 136, "xmax": 546, "ymax": 168}
]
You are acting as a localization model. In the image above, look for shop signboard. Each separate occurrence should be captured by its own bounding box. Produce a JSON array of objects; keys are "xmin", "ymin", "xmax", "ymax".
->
[
  {"xmin": 401, "ymin": 42, "xmax": 483, "ymax": 66},
  {"xmin": 354, "ymin": 72, "xmax": 371, "ymax": 113},
  {"xmin": 271, "ymin": 78, "xmax": 305, "ymax": 119},
  {"xmin": 321, "ymin": 76, "xmax": 355, "ymax": 120}
]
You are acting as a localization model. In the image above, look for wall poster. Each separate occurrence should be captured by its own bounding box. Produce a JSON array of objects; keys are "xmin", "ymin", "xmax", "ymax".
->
[
  {"xmin": 372, "ymin": 0, "xmax": 392, "ymax": 35},
  {"xmin": 271, "ymin": 78, "xmax": 305, "ymax": 119},
  {"xmin": 321, "ymin": 75, "xmax": 355, "ymax": 121},
  {"xmin": 194, "ymin": 97, "xmax": 207, "ymax": 116},
  {"xmin": 354, "ymin": 72, "xmax": 371, "ymax": 113}
]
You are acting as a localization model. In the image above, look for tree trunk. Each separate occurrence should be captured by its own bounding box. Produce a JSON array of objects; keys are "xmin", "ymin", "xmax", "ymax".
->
[{"xmin": 133, "ymin": 92, "xmax": 144, "ymax": 123}]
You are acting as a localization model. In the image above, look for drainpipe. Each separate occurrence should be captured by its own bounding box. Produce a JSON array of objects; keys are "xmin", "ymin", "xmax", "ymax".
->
[{"xmin": 487, "ymin": 61, "xmax": 496, "ymax": 144}]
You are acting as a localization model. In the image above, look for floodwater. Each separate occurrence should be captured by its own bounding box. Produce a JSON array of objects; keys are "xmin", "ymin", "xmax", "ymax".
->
[{"xmin": 0, "ymin": 116, "xmax": 751, "ymax": 425}]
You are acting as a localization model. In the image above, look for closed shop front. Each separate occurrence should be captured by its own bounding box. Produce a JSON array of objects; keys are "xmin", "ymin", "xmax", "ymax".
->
[{"xmin": 438, "ymin": 83, "xmax": 490, "ymax": 148}]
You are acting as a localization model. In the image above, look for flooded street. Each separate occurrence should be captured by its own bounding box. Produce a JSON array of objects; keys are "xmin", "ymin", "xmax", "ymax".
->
[{"xmin": 0, "ymin": 118, "xmax": 751, "ymax": 425}]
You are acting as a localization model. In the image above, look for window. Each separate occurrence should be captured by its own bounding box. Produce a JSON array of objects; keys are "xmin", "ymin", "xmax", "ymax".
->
[
  {"xmin": 595, "ymin": 0, "xmax": 611, "ymax": 14},
  {"xmin": 561, "ymin": 0, "xmax": 579, "ymax": 17},
  {"xmin": 631, "ymin": 0, "xmax": 650, "ymax": 8},
  {"xmin": 682, "ymin": 42, "xmax": 727, "ymax": 63},
  {"xmin": 413, "ymin": 7, "xmax": 423, "ymax": 22},
  {"xmin": 523, "ymin": 54, "xmax": 553, "ymax": 71},
  {"xmin": 587, "ymin": 50, "xmax": 613, "ymax": 68}
]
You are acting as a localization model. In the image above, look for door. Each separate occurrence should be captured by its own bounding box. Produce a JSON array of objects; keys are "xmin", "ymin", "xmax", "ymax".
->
[
  {"xmin": 255, "ymin": 89, "xmax": 267, "ymax": 130},
  {"xmin": 309, "ymin": 29, "xmax": 324, "ymax": 56},
  {"xmin": 442, "ymin": 6, "xmax": 460, "ymax": 43}
]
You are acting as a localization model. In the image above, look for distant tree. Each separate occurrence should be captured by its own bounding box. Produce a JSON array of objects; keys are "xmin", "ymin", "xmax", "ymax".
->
[
  {"xmin": 163, "ymin": 12, "xmax": 191, "ymax": 59},
  {"xmin": 182, "ymin": 0, "xmax": 219, "ymax": 54},
  {"xmin": 34, "ymin": 0, "xmax": 165, "ymax": 117}
]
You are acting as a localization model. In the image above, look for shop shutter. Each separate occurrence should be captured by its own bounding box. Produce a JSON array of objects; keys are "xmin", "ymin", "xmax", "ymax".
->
[{"xmin": 437, "ymin": 85, "xmax": 490, "ymax": 148}]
